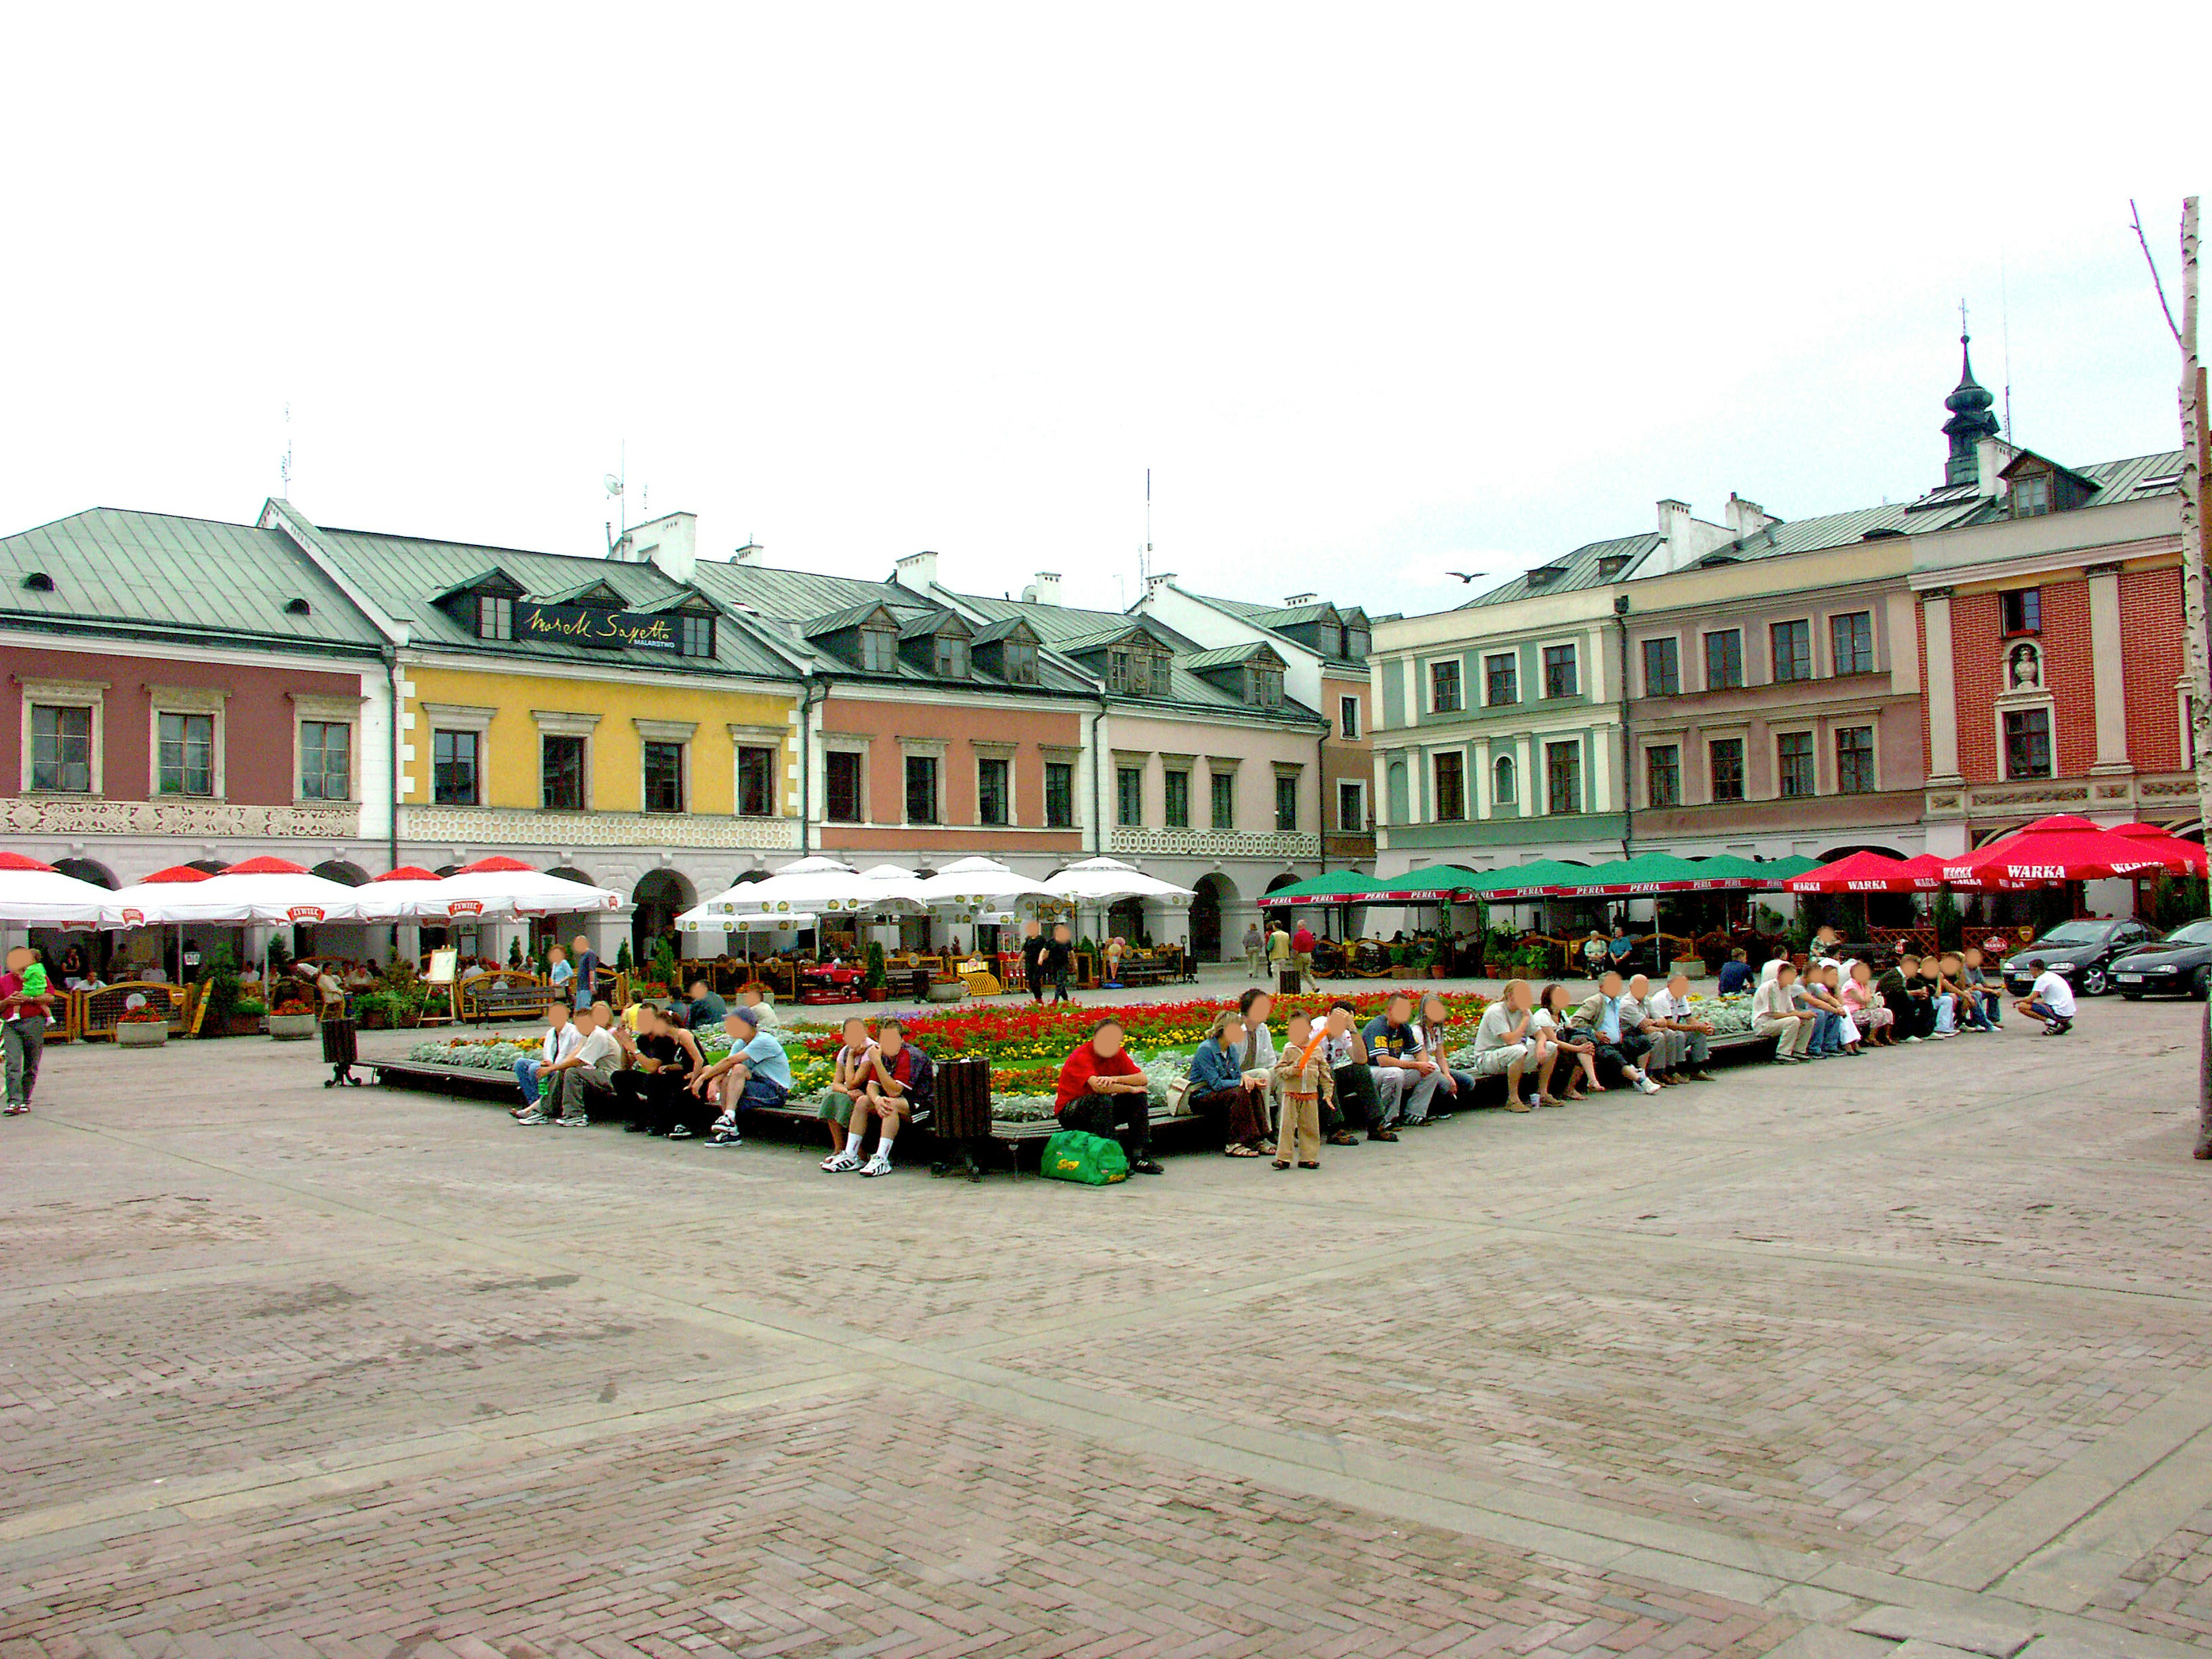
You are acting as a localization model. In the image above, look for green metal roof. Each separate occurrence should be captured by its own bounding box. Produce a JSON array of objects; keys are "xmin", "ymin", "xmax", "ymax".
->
[
  {"xmin": 1, "ymin": 507, "xmax": 388, "ymax": 653},
  {"xmin": 311, "ymin": 525, "xmax": 800, "ymax": 677},
  {"xmin": 1182, "ymin": 641, "xmax": 1278, "ymax": 672}
]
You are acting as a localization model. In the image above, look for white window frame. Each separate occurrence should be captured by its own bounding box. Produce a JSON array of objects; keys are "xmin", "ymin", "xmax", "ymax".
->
[
  {"xmin": 821, "ymin": 733, "xmax": 871, "ymax": 825},
  {"xmin": 1339, "ymin": 694, "xmax": 1360, "ymax": 740},
  {"xmin": 1703, "ymin": 728, "xmax": 1749, "ymax": 804},
  {"xmin": 1996, "ymin": 696, "xmax": 2058, "ymax": 783},
  {"xmin": 1702, "ymin": 627, "xmax": 1745, "ymax": 692},
  {"xmin": 1768, "ymin": 616, "xmax": 1816, "ymax": 685},
  {"xmin": 1482, "ymin": 650, "xmax": 1520, "ymax": 708},
  {"xmin": 729, "ymin": 722, "xmax": 786, "ymax": 820},
  {"xmin": 1639, "ymin": 632, "xmax": 1684, "ymax": 698},
  {"xmin": 291, "ymin": 691, "xmax": 365, "ymax": 805},
  {"xmin": 634, "ymin": 717, "xmax": 698, "ymax": 815},
  {"xmin": 1639, "ymin": 738, "xmax": 1684, "ymax": 809},
  {"xmin": 534, "ymin": 709, "xmax": 601, "ymax": 813},
  {"xmin": 1537, "ymin": 638, "xmax": 1581, "ymax": 701},
  {"xmin": 1490, "ymin": 749, "xmax": 1517, "ymax": 807},
  {"xmin": 20, "ymin": 677, "xmax": 107, "ymax": 796},
  {"xmin": 146, "ymin": 684, "xmax": 228, "ymax": 801},
  {"xmin": 1772, "ymin": 725, "xmax": 1819, "ymax": 801},
  {"xmin": 899, "ymin": 736, "xmax": 948, "ymax": 828},
  {"xmin": 422, "ymin": 702, "xmax": 495, "ymax": 808},
  {"xmin": 1825, "ymin": 608, "xmax": 1877, "ymax": 677},
  {"xmin": 1430, "ymin": 747, "xmax": 1469, "ymax": 822},
  {"xmin": 1831, "ymin": 720, "xmax": 1880, "ymax": 796},
  {"xmin": 972, "ymin": 739, "xmax": 1018, "ymax": 828},
  {"xmin": 1336, "ymin": 777, "xmax": 1368, "ymax": 832},
  {"xmin": 1206, "ymin": 757, "xmax": 1240, "ymax": 830},
  {"xmin": 1426, "ymin": 656, "xmax": 1464, "ymax": 715}
]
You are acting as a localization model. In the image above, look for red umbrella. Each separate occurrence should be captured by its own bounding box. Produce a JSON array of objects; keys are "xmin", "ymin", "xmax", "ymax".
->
[
  {"xmin": 1941, "ymin": 815, "xmax": 2171, "ymax": 884},
  {"xmin": 1888, "ymin": 855, "xmax": 1950, "ymax": 891},
  {"xmin": 2110, "ymin": 822, "xmax": 2209, "ymax": 875},
  {"xmin": 1785, "ymin": 851, "xmax": 1918, "ymax": 893},
  {"xmin": 373, "ymin": 866, "xmax": 444, "ymax": 883}
]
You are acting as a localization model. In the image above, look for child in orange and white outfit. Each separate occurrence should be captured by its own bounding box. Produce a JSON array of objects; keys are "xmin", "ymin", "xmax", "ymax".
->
[{"xmin": 1272, "ymin": 1010, "xmax": 1332, "ymax": 1170}]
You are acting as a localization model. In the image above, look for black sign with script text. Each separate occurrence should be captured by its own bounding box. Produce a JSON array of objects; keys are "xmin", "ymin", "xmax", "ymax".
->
[{"xmin": 518, "ymin": 603, "xmax": 679, "ymax": 650}]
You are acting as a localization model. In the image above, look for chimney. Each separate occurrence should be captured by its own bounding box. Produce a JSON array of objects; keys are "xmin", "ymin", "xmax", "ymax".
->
[
  {"xmin": 1283, "ymin": 592, "xmax": 1317, "ymax": 607},
  {"xmin": 621, "ymin": 512, "xmax": 698, "ymax": 582},
  {"xmin": 732, "ymin": 541, "xmax": 764, "ymax": 566},
  {"xmin": 1656, "ymin": 499, "xmax": 1694, "ymax": 548},
  {"xmin": 1724, "ymin": 494, "xmax": 1775, "ymax": 539},
  {"xmin": 893, "ymin": 550, "xmax": 939, "ymax": 592},
  {"xmin": 1144, "ymin": 571, "xmax": 1176, "ymax": 594},
  {"xmin": 1020, "ymin": 570, "xmax": 1063, "ymax": 605}
]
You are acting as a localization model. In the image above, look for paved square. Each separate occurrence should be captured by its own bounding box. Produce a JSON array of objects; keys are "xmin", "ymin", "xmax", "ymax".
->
[{"xmin": 3, "ymin": 999, "xmax": 2210, "ymax": 1659}]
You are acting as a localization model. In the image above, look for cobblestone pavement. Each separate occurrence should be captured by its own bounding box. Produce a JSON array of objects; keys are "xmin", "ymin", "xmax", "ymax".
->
[{"xmin": 2, "ymin": 999, "xmax": 2209, "ymax": 1658}]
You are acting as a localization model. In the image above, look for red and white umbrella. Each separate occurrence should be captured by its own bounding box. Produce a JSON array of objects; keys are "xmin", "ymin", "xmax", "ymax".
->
[
  {"xmin": 351, "ymin": 864, "xmax": 452, "ymax": 922},
  {"xmin": 118, "ymin": 855, "xmax": 376, "ymax": 925},
  {"xmin": 0, "ymin": 850, "xmax": 123, "ymax": 929},
  {"xmin": 422, "ymin": 856, "xmax": 622, "ymax": 922},
  {"xmin": 1940, "ymin": 815, "xmax": 2171, "ymax": 885},
  {"xmin": 1783, "ymin": 851, "xmax": 1949, "ymax": 893},
  {"xmin": 2109, "ymin": 822, "xmax": 2209, "ymax": 876}
]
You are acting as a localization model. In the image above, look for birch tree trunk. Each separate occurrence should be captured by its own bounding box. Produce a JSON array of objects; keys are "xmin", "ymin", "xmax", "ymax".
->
[{"xmin": 2171, "ymin": 198, "xmax": 2212, "ymax": 1158}]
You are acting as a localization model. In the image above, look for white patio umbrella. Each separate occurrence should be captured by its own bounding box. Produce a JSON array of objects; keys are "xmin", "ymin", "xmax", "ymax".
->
[
  {"xmin": 702, "ymin": 858, "xmax": 928, "ymax": 918},
  {"xmin": 419, "ymin": 857, "xmax": 622, "ymax": 922},
  {"xmin": 354, "ymin": 864, "xmax": 450, "ymax": 922},
  {"xmin": 916, "ymin": 855, "xmax": 1059, "ymax": 929},
  {"xmin": 123, "ymin": 856, "xmax": 377, "ymax": 925},
  {"xmin": 0, "ymin": 850, "xmax": 122, "ymax": 928},
  {"xmin": 1043, "ymin": 856, "xmax": 1198, "ymax": 903},
  {"xmin": 108, "ymin": 862, "xmax": 222, "ymax": 981}
]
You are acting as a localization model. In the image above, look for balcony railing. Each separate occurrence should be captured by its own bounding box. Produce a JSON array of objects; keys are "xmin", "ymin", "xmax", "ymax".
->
[
  {"xmin": 1107, "ymin": 826, "xmax": 1321, "ymax": 862},
  {"xmin": 0, "ymin": 797, "xmax": 362, "ymax": 839},
  {"xmin": 399, "ymin": 804, "xmax": 801, "ymax": 851}
]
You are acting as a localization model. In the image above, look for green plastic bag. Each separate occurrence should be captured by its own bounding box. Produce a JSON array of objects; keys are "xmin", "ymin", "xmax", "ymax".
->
[{"xmin": 1041, "ymin": 1128, "xmax": 1129, "ymax": 1185}]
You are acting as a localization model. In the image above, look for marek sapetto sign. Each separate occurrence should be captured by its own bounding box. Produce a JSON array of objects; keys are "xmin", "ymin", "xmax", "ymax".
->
[{"xmin": 520, "ymin": 603, "xmax": 678, "ymax": 649}]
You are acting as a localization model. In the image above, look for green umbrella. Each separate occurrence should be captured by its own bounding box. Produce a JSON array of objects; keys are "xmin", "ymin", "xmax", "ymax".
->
[{"xmin": 1256, "ymin": 869, "xmax": 1383, "ymax": 908}]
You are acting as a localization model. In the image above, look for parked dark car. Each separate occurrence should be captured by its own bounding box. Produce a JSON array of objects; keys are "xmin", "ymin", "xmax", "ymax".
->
[
  {"xmin": 1999, "ymin": 917, "xmax": 2162, "ymax": 997},
  {"xmin": 2114, "ymin": 918, "xmax": 2212, "ymax": 999}
]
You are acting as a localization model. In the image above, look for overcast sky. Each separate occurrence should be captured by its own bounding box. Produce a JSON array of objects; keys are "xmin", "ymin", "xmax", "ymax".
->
[{"xmin": 3, "ymin": 5, "xmax": 2205, "ymax": 621}]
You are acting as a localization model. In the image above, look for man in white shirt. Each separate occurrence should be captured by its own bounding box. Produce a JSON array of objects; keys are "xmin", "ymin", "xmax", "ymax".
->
[
  {"xmin": 1647, "ymin": 972, "xmax": 1716, "ymax": 1082},
  {"xmin": 525, "ymin": 1002, "xmax": 620, "ymax": 1125},
  {"xmin": 513, "ymin": 1001, "xmax": 578, "ymax": 1117},
  {"xmin": 2013, "ymin": 957, "xmax": 2077, "ymax": 1036}
]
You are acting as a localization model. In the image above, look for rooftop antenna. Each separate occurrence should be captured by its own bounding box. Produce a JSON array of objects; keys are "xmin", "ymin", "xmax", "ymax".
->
[
  {"xmin": 279, "ymin": 403, "xmax": 293, "ymax": 499},
  {"xmin": 1999, "ymin": 249, "xmax": 2016, "ymax": 442},
  {"xmin": 603, "ymin": 442, "xmax": 626, "ymax": 554},
  {"xmin": 1141, "ymin": 468, "xmax": 1152, "ymax": 584}
]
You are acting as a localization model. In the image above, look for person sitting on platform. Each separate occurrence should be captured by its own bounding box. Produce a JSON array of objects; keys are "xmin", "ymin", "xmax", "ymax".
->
[
  {"xmin": 614, "ymin": 1002, "xmax": 707, "ymax": 1135},
  {"xmin": 1054, "ymin": 1018, "xmax": 1160, "ymax": 1174},
  {"xmin": 1188, "ymin": 1011, "xmax": 1272, "ymax": 1157},
  {"xmin": 819, "ymin": 1016, "xmax": 880, "ymax": 1170},
  {"xmin": 838, "ymin": 1018, "xmax": 933, "ymax": 1177},
  {"xmin": 513, "ymin": 1000, "xmax": 577, "ymax": 1118},
  {"xmin": 695, "ymin": 1006, "xmax": 793, "ymax": 1147},
  {"xmin": 738, "ymin": 982, "xmax": 781, "ymax": 1028}
]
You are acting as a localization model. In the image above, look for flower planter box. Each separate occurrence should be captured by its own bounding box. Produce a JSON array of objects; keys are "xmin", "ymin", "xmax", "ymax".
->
[
  {"xmin": 925, "ymin": 981, "xmax": 966, "ymax": 1003},
  {"xmin": 224, "ymin": 1014, "xmax": 264, "ymax": 1037},
  {"xmin": 862, "ymin": 987, "xmax": 888, "ymax": 1002},
  {"xmin": 267, "ymin": 1013, "xmax": 319, "ymax": 1041},
  {"xmin": 1669, "ymin": 957, "xmax": 1706, "ymax": 982},
  {"xmin": 117, "ymin": 1022, "xmax": 169, "ymax": 1048}
]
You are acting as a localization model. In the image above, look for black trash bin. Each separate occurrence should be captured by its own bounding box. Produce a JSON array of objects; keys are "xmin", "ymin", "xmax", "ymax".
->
[
  {"xmin": 1276, "ymin": 965, "xmax": 1301, "ymax": 997},
  {"xmin": 319, "ymin": 1017, "xmax": 362, "ymax": 1087}
]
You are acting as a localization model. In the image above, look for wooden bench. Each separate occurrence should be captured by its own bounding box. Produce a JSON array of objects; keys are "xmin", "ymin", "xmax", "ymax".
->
[{"xmin": 462, "ymin": 983, "xmax": 555, "ymax": 1025}]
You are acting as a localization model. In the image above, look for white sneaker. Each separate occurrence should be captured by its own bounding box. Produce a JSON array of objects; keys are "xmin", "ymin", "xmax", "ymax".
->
[
  {"xmin": 1636, "ymin": 1076, "xmax": 1661, "ymax": 1095},
  {"xmin": 711, "ymin": 1112, "xmax": 737, "ymax": 1135},
  {"xmin": 860, "ymin": 1152, "xmax": 894, "ymax": 1177},
  {"xmin": 823, "ymin": 1149, "xmax": 862, "ymax": 1173}
]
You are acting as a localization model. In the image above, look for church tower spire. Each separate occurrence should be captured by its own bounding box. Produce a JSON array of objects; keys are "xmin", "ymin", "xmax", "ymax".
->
[{"xmin": 1942, "ymin": 305, "xmax": 1999, "ymax": 487}]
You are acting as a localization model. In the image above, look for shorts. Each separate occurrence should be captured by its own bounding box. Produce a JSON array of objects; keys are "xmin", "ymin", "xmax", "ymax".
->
[
  {"xmin": 1468, "ymin": 1042, "xmax": 1529, "ymax": 1077},
  {"xmin": 818, "ymin": 1088, "xmax": 857, "ymax": 1126}
]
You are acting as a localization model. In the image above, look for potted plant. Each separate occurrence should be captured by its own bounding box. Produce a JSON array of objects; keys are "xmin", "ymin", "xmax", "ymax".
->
[
  {"xmin": 926, "ymin": 973, "xmax": 965, "ymax": 1003},
  {"xmin": 116, "ymin": 1006, "xmax": 170, "ymax": 1048},
  {"xmin": 267, "ymin": 980, "xmax": 317, "ymax": 1040},
  {"xmin": 354, "ymin": 990, "xmax": 395, "ymax": 1030},
  {"xmin": 862, "ymin": 942, "xmax": 888, "ymax": 1003},
  {"xmin": 232, "ymin": 997, "xmax": 268, "ymax": 1035},
  {"xmin": 196, "ymin": 944, "xmax": 249, "ymax": 1036},
  {"xmin": 1426, "ymin": 939, "xmax": 1450, "ymax": 980}
]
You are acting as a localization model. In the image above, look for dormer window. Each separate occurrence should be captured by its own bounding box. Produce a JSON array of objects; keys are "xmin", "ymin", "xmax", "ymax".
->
[
  {"xmin": 679, "ymin": 614, "xmax": 715, "ymax": 658},
  {"xmin": 2012, "ymin": 474, "xmax": 2051, "ymax": 518},
  {"xmin": 859, "ymin": 625, "xmax": 897, "ymax": 672},
  {"xmin": 477, "ymin": 595, "xmax": 513, "ymax": 640},
  {"xmin": 1245, "ymin": 666, "xmax": 1284, "ymax": 709},
  {"xmin": 1003, "ymin": 641, "xmax": 1038, "ymax": 684},
  {"xmin": 1344, "ymin": 625, "xmax": 1369, "ymax": 659},
  {"xmin": 934, "ymin": 635, "xmax": 969, "ymax": 679},
  {"xmin": 1108, "ymin": 644, "xmax": 1168, "ymax": 696}
]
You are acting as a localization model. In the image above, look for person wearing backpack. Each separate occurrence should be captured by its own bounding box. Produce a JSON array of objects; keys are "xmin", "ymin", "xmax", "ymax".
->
[{"xmin": 1053, "ymin": 1017, "xmax": 1162, "ymax": 1175}]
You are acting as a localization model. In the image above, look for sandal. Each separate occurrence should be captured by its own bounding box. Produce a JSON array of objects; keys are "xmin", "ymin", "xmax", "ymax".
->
[
  {"xmin": 1298, "ymin": 1161, "xmax": 1319, "ymax": 1169},
  {"xmin": 1327, "ymin": 1131, "xmax": 1359, "ymax": 1146},
  {"xmin": 1224, "ymin": 1145, "xmax": 1265, "ymax": 1158},
  {"xmin": 1272, "ymin": 1159, "xmax": 1291, "ymax": 1170}
]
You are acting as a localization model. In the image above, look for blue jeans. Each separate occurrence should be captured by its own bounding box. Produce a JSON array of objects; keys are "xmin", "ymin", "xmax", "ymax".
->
[
  {"xmin": 1968, "ymin": 990, "xmax": 2002, "ymax": 1029},
  {"xmin": 516, "ymin": 1058, "xmax": 544, "ymax": 1104},
  {"xmin": 2022, "ymin": 999, "xmax": 2067, "ymax": 1025},
  {"xmin": 1933, "ymin": 993, "xmax": 1956, "ymax": 1034},
  {"xmin": 1810, "ymin": 1011, "xmax": 1849, "ymax": 1054}
]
